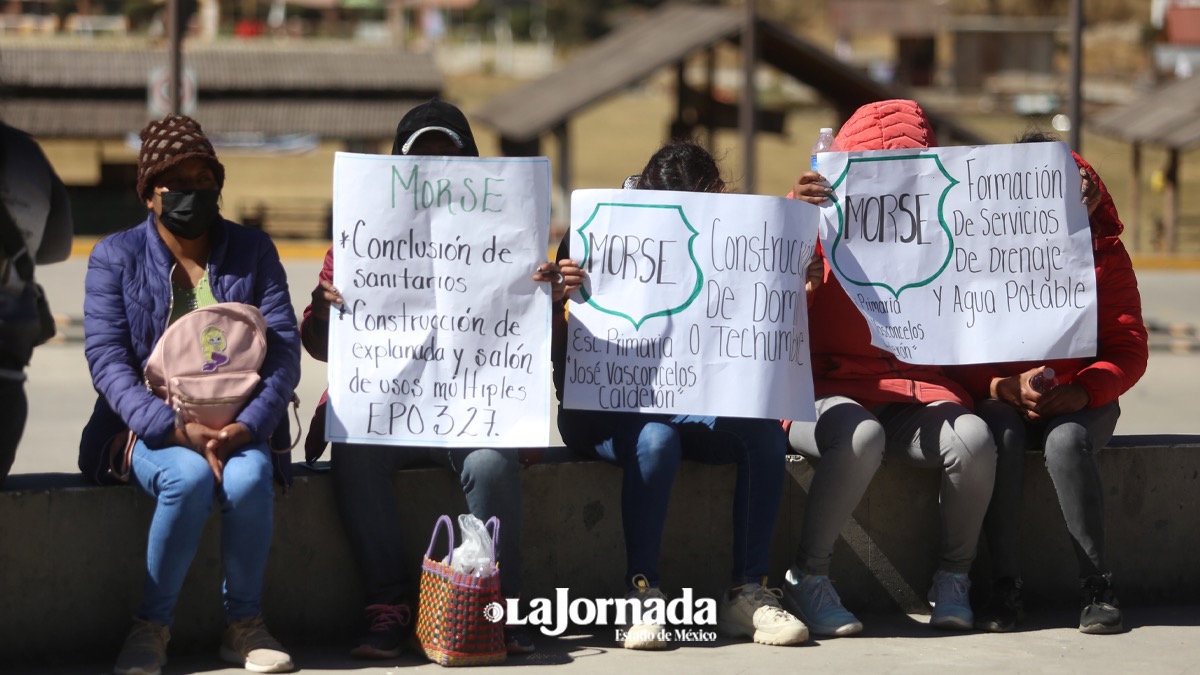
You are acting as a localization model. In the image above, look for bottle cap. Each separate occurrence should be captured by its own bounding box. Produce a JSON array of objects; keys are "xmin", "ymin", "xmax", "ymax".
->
[
  {"xmin": 1042, "ymin": 367, "xmax": 1055, "ymax": 380},
  {"xmin": 820, "ymin": 127, "xmax": 833, "ymax": 134}
]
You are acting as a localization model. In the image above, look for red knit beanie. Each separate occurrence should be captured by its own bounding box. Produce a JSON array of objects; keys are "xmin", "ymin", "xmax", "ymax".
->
[
  {"xmin": 834, "ymin": 99, "xmax": 939, "ymax": 152},
  {"xmin": 136, "ymin": 114, "xmax": 225, "ymax": 201}
]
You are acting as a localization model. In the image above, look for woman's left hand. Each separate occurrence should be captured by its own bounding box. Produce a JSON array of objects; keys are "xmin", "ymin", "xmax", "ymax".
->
[
  {"xmin": 533, "ymin": 262, "xmax": 568, "ymax": 302},
  {"xmin": 1033, "ymin": 383, "xmax": 1090, "ymax": 419},
  {"xmin": 204, "ymin": 422, "xmax": 253, "ymax": 482},
  {"xmin": 557, "ymin": 258, "xmax": 585, "ymax": 300},
  {"xmin": 791, "ymin": 171, "xmax": 833, "ymax": 205}
]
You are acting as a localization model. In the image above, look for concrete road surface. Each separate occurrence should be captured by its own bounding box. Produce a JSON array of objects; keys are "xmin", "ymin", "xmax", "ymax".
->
[{"xmin": 17, "ymin": 607, "xmax": 1200, "ymax": 674}]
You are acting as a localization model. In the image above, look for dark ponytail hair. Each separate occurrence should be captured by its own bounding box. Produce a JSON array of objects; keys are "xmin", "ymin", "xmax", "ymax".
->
[{"xmin": 635, "ymin": 141, "xmax": 725, "ymax": 194}]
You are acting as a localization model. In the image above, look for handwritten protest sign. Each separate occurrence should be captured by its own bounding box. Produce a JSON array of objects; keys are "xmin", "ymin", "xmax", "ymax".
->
[
  {"xmin": 327, "ymin": 153, "xmax": 552, "ymax": 447},
  {"xmin": 563, "ymin": 189, "xmax": 819, "ymax": 421},
  {"xmin": 815, "ymin": 141, "xmax": 1098, "ymax": 364}
]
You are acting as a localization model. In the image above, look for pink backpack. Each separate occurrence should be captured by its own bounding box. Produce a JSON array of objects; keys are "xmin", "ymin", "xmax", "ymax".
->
[
  {"xmin": 145, "ymin": 302, "xmax": 268, "ymax": 429},
  {"xmin": 111, "ymin": 302, "xmax": 299, "ymax": 482}
]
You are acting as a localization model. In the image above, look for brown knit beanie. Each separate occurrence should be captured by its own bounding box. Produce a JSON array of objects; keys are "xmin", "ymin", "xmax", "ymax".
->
[{"xmin": 136, "ymin": 114, "xmax": 225, "ymax": 201}]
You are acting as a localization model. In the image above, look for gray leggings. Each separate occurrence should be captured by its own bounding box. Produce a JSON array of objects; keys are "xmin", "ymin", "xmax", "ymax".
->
[
  {"xmin": 977, "ymin": 399, "xmax": 1119, "ymax": 580},
  {"xmin": 789, "ymin": 396, "xmax": 997, "ymax": 575}
]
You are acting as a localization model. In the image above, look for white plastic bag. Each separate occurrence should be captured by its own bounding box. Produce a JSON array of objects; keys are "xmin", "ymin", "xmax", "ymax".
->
[{"xmin": 447, "ymin": 514, "xmax": 496, "ymax": 577}]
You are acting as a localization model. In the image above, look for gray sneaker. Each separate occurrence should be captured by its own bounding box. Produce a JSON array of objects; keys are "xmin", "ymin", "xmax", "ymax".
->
[
  {"xmin": 113, "ymin": 618, "xmax": 169, "ymax": 675},
  {"xmin": 782, "ymin": 565, "xmax": 864, "ymax": 637},
  {"xmin": 928, "ymin": 570, "xmax": 973, "ymax": 631},
  {"xmin": 220, "ymin": 615, "xmax": 294, "ymax": 673}
]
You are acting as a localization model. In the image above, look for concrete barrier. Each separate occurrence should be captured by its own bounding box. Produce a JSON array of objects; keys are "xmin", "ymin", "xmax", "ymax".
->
[{"xmin": 1, "ymin": 435, "xmax": 1197, "ymax": 664}]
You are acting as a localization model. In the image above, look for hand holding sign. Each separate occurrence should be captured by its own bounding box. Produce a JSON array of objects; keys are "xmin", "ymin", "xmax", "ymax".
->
[
  {"xmin": 310, "ymin": 280, "xmax": 342, "ymax": 321},
  {"xmin": 557, "ymin": 258, "xmax": 586, "ymax": 300},
  {"xmin": 791, "ymin": 171, "xmax": 834, "ymax": 205}
]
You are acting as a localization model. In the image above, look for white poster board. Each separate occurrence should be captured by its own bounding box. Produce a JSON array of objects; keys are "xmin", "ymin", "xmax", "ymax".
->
[
  {"xmin": 327, "ymin": 153, "xmax": 552, "ymax": 447},
  {"xmin": 815, "ymin": 141, "xmax": 1098, "ymax": 364},
  {"xmin": 564, "ymin": 189, "xmax": 819, "ymax": 421}
]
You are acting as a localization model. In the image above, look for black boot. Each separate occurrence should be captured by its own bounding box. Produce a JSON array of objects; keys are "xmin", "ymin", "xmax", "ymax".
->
[
  {"xmin": 975, "ymin": 577, "xmax": 1025, "ymax": 632},
  {"xmin": 1079, "ymin": 574, "xmax": 1123, "ymax": 634}
]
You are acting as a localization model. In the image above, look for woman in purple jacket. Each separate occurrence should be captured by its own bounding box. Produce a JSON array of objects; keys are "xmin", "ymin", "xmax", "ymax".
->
[{"xmin": 80, "ymin": 115, "xmax": 300, "ymax": 675}]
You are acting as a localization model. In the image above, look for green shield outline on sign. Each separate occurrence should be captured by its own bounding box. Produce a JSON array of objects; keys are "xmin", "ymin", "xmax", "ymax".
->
[
  {"xmin": 577, "ymin": 202, "xmax": 704, "ymax": 330},
  {"xmin": 828, "ymin": 154, "xmax": 958, "ymax": 298}
]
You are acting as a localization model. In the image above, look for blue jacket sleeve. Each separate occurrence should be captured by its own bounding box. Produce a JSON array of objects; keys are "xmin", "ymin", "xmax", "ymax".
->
[
  {"xmin": 235, "ymin": 238, "xmax": 301, "ymax": 442},
  {"xmin": 83, "ymin": 241, "xmax": 177, "ymax": 447}
]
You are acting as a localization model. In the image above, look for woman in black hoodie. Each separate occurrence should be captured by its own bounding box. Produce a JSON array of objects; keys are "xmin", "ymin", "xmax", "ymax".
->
[{"xmin": 301, "ymin": 99, "xmax": 561, "ymax": 658}]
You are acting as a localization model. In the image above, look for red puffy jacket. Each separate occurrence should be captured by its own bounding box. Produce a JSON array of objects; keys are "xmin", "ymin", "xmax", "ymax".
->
[{"xmin": 949, "ymin": 153, "xmax": 1148, "ymax": 408}]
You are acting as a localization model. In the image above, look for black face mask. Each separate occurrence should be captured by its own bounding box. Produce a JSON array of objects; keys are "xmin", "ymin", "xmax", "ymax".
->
[{"xmin": 159, "ymin": 189, "xmax": 221, "ymax": 240}]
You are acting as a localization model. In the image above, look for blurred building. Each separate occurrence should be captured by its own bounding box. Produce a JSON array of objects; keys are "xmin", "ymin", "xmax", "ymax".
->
[
  {"xmin": 0, "ymin": 44, "xmax": 441, "ymax": 235},
  {"xmin": 1155, "ymin": 0, "xmax": 1200, "ymax": 77}
]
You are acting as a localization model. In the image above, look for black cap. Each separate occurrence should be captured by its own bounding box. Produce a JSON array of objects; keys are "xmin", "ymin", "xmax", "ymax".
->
[{"xmin": 391, "ymin": 97, "xmax": 479, "ymax": 157}]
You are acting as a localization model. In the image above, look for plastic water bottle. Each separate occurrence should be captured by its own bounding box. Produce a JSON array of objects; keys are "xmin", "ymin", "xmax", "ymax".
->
[
  {"xmin": 811, "ymin": 127, "xmax": 836, "ymax": 172},
  {"xmin": 1030, "ymin": 367, "xmax": 1057, "ymax": 394}
]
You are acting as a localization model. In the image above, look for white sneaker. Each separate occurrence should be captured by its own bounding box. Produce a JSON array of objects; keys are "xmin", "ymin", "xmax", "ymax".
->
[
  {"xmin": 622, "ymin": 574, "xmax": 669, "ymax": 650},
  {"xmin": 718, "ymin": 582, "xmax": 809, "ymax": 646},
  {"xmin": 219, "ymin": 615, "xmax": 294, "ymax": 673}
]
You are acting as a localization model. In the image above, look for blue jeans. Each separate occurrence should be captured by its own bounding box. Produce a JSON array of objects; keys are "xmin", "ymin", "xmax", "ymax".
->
[
  {"xmin": 559, "ymin": 408, "xmax": 787, "ymax": 589},
  {"xmin": 977, "ymin": 399, "xmax": 1120, "ymax": 580},
  {"xmin": 129, "ymin": 440, "xmax": 275, "ymax": 625},
  {"xmin": 330, "ymin": 444, "xmax": 523, "ymax": 602}
]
